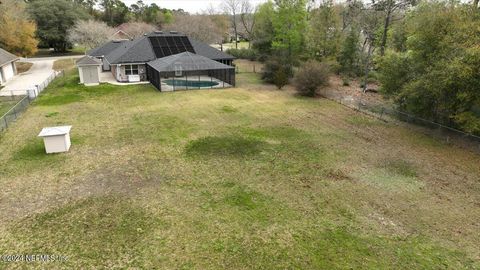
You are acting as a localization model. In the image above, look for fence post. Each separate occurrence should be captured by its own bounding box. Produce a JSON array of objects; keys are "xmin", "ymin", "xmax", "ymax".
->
[{"xmin": 4, "ymin": 116, "xmax": 7, "ymax": 128}]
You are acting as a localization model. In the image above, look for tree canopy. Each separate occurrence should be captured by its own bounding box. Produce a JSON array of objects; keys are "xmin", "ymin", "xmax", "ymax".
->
[
  {"xmin": 28, "ymin": 0, "xmax": 89, "ymax": 52},
  {"xmin": 0, "ymin": 0, "xmax": 38, "ymax": 56}
]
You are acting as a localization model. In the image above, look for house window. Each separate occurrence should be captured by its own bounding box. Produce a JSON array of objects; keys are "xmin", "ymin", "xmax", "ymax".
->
[{"xmin": 125, "ymin": 65, "xmax": 139, "ymax": 75}]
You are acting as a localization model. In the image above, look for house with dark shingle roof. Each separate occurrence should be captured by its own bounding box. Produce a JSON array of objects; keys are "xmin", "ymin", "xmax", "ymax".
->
[
  {"xmin": 86, "ymin": 31, "xmax": 235, "ymax": 91},
  {"xmin": 0, "ymin": 48, "xmax": 19, "ymax": 85}
]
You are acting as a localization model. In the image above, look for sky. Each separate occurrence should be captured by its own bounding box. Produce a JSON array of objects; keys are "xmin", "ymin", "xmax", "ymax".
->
[{"xmin": 121, "ymin": 0, "xmax": 268, "ymax": 14}]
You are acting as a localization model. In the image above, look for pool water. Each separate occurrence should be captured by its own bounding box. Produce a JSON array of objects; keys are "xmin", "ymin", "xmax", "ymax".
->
[{"xmin": 164, "ymin": 79, "xmax": 220, "ymax": 88}]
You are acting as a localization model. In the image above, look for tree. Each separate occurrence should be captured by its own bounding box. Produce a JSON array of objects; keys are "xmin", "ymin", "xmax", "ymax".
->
[
  {"xmin": 358, "ymin": 2, "xmax": 382, "ymax": 92},
  {"xmin": 240, "ymin": 0, "xmax": 256, "ymax": 48},
  {"xmin": 0, "ymin": 0, "xmax": 38, "ymax": 56},
  {"xmin": 337, "ymin": 27, "xmax": 360, "ymax": 75},
  {"xmin": 121, "ymin": 22, "xmax": 157, "ymax": 39},
  {"xmin": 262, "ymin": 56, "xmax": 293, "ymax": 88},
  {"xmin": 374, "ymin": 0, "xmax": 415, "ymax": 56},
  {"xmin": 222, "ymin": 0, "xmax": 241, "ymax": 49},
  {"xmin": 68, "ymin": 20, "xmax": 116, "ymax": 51},
  {"xmin": 100, "ymin": 0, "xmax": 130, "ymax": 26},
  {"xmin": 294, "ymin": 60, "xmax": 330, "ymax": 96},
  {"xmin": 307, "ymin": 0, "xmax": 342, "ymax": 59},
  {"xmin": 271, "ymin": 0, "xmax": 307, "ymax": 60},
  {"xmin": 28, "ymin": 0, "xmax": 89, "ymax": 52},
  {"xmin": 164, "ymin": 15, "xmax": 224, "ymax": 44},
  {"xmin": 74, "ymin": 0, "xmax": 98, "ymax": 15},
  {"xmin": 251, "ymin": 1, "xmax": 275, "ymax": 56},
  {"xmin": 377, "ymin": 2, "xmax": 480, "ymax": 134}
]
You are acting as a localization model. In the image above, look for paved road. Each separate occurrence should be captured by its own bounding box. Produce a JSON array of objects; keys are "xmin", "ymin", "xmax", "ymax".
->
[{"xmin": 0, "ymin": 55, "xmax": 82, "ymax": 96}]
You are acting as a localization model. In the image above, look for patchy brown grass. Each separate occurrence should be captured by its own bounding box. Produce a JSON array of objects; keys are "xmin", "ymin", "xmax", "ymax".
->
[
  {"xmin": 15, "ymin": 62, "xmax": 33, "ymax": 74},
  {"xmin": 53, "ymin": 58, "xmax": 77, "ymax": 71},
  {"xmin": 0, "ymin": 65, "xmax": 479, "ymax": 268}
]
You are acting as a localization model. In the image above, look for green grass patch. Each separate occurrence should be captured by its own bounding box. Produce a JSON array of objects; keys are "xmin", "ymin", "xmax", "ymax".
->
[
  {"xmin": 383, "ymin": 159, "xmax": 417, "ymax": 177},
  {"xmin": 0, "ymin": 96, "xmax": 24, "ymax": 116},
  {"xmin": 220, "ymin": 105, "xmax": 238, "ymax": 113},
  {"xmin": 9, "ymin": 196, "xmax": 161, "ymax": 268},
  {"xmin": 346, "ymin": 115, "xmax": 379, "ymax": 126},
  {"xmin": 45, "ymin": 111, "xmax": 60, "ymax": 118},
  {"xmin": 35, "ymin": 71, "xmax": 155, "ymax": 106},
  {"xmin": 185, "ymin": 135, "xmax": 266, "ymax": 158}
]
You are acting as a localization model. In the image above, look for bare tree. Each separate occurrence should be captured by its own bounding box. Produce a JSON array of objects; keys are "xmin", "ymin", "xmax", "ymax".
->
[
  {"xmin": 68, "ymin": 19, "xmax": 116, "ymax": 51},
  {"xmin": 222, "ymin": 0, "xmax": 241, "ymax": 49},
  {"xmin": 164, "ymin": 15, "xmax": 223, "ymax": 44},
  {"xmin": 240, "ymin": 0, "xmax": 256, "ymax": 48},
  {"xmin": 121, "ymin": 22, "xmax": 157, "ymax": 39}
]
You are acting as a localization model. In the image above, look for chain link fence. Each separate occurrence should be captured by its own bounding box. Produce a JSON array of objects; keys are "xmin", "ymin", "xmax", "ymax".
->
[
  {"xmin": 319, "ymin": 87, "xmax": 480, "ymax": 152},
  {"xmin": 0, "ymin": 71, "xmax": 64, "ymax": 132}
]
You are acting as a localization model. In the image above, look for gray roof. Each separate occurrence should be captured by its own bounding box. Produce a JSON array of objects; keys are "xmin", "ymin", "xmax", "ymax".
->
[
  {"xmin": 87, "ymin": 40, "xmax": 128, "ymax": 57},
  {"xmin": 76, "ymin": 56, "xmax": 102, "ymax": 66},
  {"xmin": 0, "ymin": 48, "xmax": 19, "ymax": 66},
  {"xmin": 104, "ymin": 37, "xmax": 156, "ymax": 64},
  {"xmin": 147, "ymin": 52, "xmax": 234, "ymax": 72},
  {"xmin": 89, "ymin": 32, "xmax": 234, "ymax": 65},
  {"xmin": 188, "ymin": 38, "xmax": 235, "ymax": 60}
]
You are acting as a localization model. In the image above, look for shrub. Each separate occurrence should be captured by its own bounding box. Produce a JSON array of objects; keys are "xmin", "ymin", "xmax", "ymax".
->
[
  {"xmin": 226, "ymin": 48, "xmax": 258, "ymax": 61},
  {"xmin": 262, "ymin": 58, "xmax": 293, "ymax": 89},
  {"xmin": 293, "ymin": 61, "xmax": 330, "ymax": 97},
  {"xmin": 273, "ymin": 68, "xmax": 289, "ymax": 89},
  {"xmin": 262, "ymin": 57, "xmax": 293, "ymax": 89}
]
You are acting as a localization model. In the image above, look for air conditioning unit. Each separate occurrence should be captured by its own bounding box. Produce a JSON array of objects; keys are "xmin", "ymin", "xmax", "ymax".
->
[{"xmin": 128, "ymin": 75, "xmax": 140, "ymax": 82}]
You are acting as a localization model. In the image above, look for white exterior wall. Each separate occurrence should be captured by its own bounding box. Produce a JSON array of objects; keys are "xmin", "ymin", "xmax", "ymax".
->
[
  {"xmin": 79, "ymin": 67, "xmax": 84, "ymax": 83},
  {"xmin": 2, "ymin": 63, "xmax": 14, "ymax": 81},
  {"xmin": 42, "ymin": 135, "xmax": 71, "ymax": 154},
  {"xmin": 78, "ymin": 66, "xmax": 101, "ymax": 85}
]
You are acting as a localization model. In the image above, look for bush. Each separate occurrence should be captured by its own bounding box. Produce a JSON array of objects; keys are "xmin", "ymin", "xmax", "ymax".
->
[
  {"xmin": 262, "ymin": 57, "xmax": 293, "ymax": 89},
  {"xmin": 293, "ymin": 61, "xmax": 330, "ymax": 97},
  {"xmin": 226, "ymin": 48, "xmax": 258, "ymax": 61}
]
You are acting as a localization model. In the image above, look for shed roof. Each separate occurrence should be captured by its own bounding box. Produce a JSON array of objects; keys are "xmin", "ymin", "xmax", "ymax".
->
[
  {"xmin": 76, "ymin": 56, "xmax": 102, "ymax": 66},
  {"xmin": 147, "ymin": 52, "xmax": 235, "ymax": 72},
  {"xmin": 0, "ymin": 48, "xmax": 19, "ymax": 66},
  {"xmin": 38, "ymin": 126, "xmax": 72, "ymax": 137}
]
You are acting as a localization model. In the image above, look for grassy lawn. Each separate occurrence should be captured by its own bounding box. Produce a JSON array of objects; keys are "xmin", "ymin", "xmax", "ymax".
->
[
  {"xmin": 33, "ymin": 47, "xmax": 85, "ymax": 58},
  {"xmin": 0, "ymin": 61, "xmax": 479, "ymax": 269},
  {"xmin": 0, "ymin": 96, "xmax": 24, "ymax": 116},
  {"xmin": 53, "ymin": 58, "xmax": 77, "ymax": 71}
]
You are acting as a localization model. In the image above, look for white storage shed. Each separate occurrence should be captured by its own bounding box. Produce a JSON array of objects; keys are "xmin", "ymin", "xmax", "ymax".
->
[
  {"xmin": 76, "ymin": 56, "xmax": 102, "ymax": 86},
  {"xmin": 38, "ymin": 126, "xmax": 72, "ymax": 154}
]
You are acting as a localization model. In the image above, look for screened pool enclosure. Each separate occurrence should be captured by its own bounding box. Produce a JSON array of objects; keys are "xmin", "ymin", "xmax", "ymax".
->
[{"xmin": 146, "ymin": 52, "xmax": 235, "ymax": 91}]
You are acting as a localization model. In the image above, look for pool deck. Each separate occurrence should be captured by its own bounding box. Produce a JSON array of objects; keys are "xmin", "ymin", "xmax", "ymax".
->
[{"xmin": 160, "ymin": 76, "xmax": 232, "ymax": 91}]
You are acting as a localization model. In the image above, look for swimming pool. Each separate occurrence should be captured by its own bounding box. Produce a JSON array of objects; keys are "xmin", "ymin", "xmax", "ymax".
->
[{"xmin": 163, "ymin": 79, "xmax": 220, "ymax": 88}]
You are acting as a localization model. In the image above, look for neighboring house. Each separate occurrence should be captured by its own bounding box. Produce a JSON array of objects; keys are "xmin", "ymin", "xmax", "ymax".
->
[
  {"xmin": 110, "ymin": 29, "xmax": 131, "ymax": 41},
  {"xmin": 0, "ymin": 48, "xmax": 19, "ymax": 86},
  {"xmin": 86, "ymin": 31, "xmax": 236, "ymax": 91}
]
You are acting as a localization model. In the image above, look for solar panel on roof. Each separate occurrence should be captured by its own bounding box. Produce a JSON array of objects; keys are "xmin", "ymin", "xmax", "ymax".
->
[{"xmin": 148, "ymin": 36, "xmax": 196, "ymax": 58}]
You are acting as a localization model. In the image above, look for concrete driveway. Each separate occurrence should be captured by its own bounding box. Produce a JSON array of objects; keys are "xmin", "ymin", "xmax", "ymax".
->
[{"xmin": 0, "ymin": 55, "xmax": 82, "ymax": 96}]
